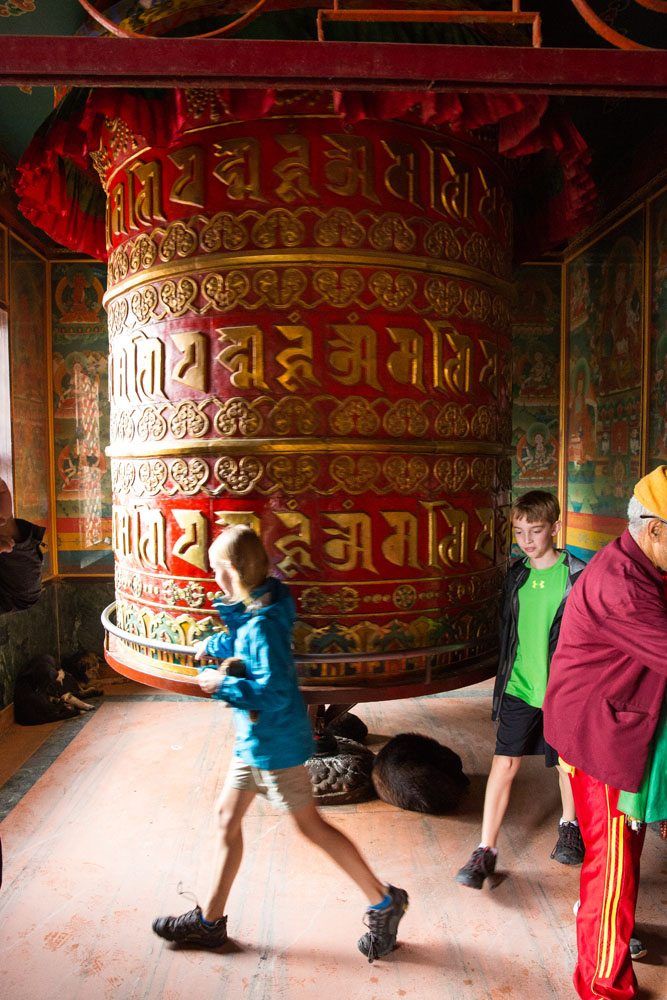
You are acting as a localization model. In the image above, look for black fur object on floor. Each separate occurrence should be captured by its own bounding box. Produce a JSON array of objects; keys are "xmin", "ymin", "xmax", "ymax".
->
[
  {"xmin": 372, "ymin": 732, "xmax": 470, "ymax": 814},
  {"xmin": 324, "ymin": 711, "xmax": 368, "ymax": 745}
]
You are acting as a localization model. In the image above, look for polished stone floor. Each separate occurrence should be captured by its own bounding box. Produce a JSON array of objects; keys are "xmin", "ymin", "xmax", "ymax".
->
[{"xmin": 0, "ymin": 681, "xmax": 664, "ymax": 1000}]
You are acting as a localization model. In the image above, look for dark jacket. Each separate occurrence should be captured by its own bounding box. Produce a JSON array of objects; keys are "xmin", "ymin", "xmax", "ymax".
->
[
  {"xmin": 543, "ymin": 530, "xmax": 667, "ymax": 792},
  {"xmin": 492, "ymin": 549, "xmax": 587, "ymax": 721},
  {"xmin": 0, "ymin": 519, "xmax": 45, "ymax": 614}
]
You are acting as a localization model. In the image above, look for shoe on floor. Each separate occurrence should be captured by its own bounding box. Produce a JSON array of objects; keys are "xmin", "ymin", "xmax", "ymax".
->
[
  {"xmin": 550, "ymin": 822, "xmax": 584, "ymax": 865},
  {"xmin": 152, "ymin": 905, "xmax": 228, "ymax": 948},
  {"xmin": 630, "ymin": 937, "xmax": 647, "ymax": 960},
  {"xmin": 357, "ymin": 885, "xmax": 409, "ymax": 962},
  {"xmin": 455, "ymin": 847, "xmax": 497, "ymax": 889}
]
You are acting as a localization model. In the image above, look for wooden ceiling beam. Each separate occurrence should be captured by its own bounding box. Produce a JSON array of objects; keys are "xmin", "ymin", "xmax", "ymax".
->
[{"xmin": 0, "ymin": 36, "xmax": 665, "ymax": 96}]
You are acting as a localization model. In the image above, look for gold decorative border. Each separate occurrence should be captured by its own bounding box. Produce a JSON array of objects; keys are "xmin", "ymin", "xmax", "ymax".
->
[
  {"xmin": 106, "ymin": 267, "xmax": 512, "ymax": 339},
  {"xmin": 107, "ymin": 436, "xmax": 506, "ymax": 460},
  {"xmin": 105, "ymin": 249, "xmax": 512, "ymax": 305},
  {"xmin": 106, "ymin": 207, "xmax": 511, "ymax": 290},
  {"xmin": 109, "ymin": 396, "xmax": 503, "ymax": 449},
  {"xmin": 110, "ymin": 452, "xmax": 499, "ymax": 499}
]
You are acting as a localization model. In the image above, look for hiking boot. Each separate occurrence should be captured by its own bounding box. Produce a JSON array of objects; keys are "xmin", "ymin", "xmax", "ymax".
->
[
  {"xmin": 630, "ymin": 937, "xmax": 647, "ymax": 960},
  {"xmin": 357, "ymin": 885, "xmax": 409, "ymax": 962},
  {"xmin": 455, "ymin": 847, "xmax": 497, "ymax": 889},
  {"xmin": 550, "ymin": 822, "xmax": 585, "ymax": 865},
  {"xmin": 152, "ymin": 906, "xmax": 228, "ymax": 948}
]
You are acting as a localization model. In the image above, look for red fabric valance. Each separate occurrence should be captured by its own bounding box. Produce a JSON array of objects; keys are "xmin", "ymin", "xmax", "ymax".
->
[{"xmin": 16, "ymin": 86, "xmax": 595, "ymax": 261}]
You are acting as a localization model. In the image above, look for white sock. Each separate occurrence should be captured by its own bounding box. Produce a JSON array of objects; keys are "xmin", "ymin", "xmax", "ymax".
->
[
  {"xmin": 560, "ymin": 818, "xmax": 578, "ymax": 826},
  {"xmin": 478, "ymin": 843, "xmax": 497, "ymax": 855}
]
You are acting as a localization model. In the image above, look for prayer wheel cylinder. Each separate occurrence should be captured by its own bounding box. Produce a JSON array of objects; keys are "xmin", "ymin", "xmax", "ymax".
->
[{"xmin": 104, "ymin": 94, "xmax": 513, "ymax": 690}]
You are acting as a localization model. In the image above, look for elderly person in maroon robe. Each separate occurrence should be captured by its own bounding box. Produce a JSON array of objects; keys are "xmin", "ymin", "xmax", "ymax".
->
[{"xmin": 543, "ymin": 465, "xmax": 667, "ymax": 1000}]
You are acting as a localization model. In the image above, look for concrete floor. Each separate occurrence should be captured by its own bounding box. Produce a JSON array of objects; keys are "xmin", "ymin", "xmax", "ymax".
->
[{"xmin": 0, "ymin": 681, "xmax": 664, "ymax": 1000}]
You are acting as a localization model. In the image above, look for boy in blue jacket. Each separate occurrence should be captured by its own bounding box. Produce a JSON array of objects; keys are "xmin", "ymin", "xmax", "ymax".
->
[{"xmin": 152, "ymin": 524, "xmax": 408, "ymax": 961}]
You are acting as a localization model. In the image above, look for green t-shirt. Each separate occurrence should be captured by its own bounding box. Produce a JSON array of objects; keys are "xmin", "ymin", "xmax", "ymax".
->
[{"xmin": 505, "ymin": 553, "xmax": 568, "ymax": 709}]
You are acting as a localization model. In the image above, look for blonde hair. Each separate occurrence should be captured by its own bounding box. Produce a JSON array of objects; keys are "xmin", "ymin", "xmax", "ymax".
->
[
  {"xmin": 209, "ymin": 524, "xmax": 269, "ymax": 599},
  {"xmin": 511, "ymin": 490, "xmax": 560, "ymax": 525}
]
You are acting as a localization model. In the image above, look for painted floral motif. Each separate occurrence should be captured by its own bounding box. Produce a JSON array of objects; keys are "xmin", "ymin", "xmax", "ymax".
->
[{"xmin": 0, "ymin": 2, "xmax": 36, "ymax": 18}]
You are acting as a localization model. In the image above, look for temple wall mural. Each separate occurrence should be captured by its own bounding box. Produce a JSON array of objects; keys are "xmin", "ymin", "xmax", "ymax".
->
[
  {"xmin": 8, "ymin": 235, "xmax": 51, "ymax": 574},
  {"xmin": 511, "ymin": 264, "xmax": 561, "ymax": 502},
  {"xmin": 648, "ymin": 188, "xmax": 667, "ymax": 473},
  {"xmin": 51, "ymin": 259, "xmax": 113, "ymax": 573},
  {"xmin": 564, "ymin": 211, "xmax": 645, "ymax": 561}
]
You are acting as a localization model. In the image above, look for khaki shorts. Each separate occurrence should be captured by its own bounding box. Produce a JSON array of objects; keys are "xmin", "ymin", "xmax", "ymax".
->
[{"xmin": 225, "ymin": 758, "xmax": 313, "ymax": 813}]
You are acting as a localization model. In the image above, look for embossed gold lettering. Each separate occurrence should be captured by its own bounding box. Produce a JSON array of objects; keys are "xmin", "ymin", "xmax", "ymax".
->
[
  {"xmin": 478, "ymin": 338, "xmax": 498, "ymax": 396},
  {"xmin": 135, "ymin": 333, "xmax": 166, "ymax": 400},
  {"xmin": 274, "ymin": 511, "xmax": 317, "ymax": 577},
  {"xmin": 213, "ymin": 511, "xmax": 261, "ymax": 533},
  {"xmin": 381, "ymin": 511, "xmax": 420, "ymax": 568},
  {"xmin": 381, "ymin": 139, "xmax": 420, "ymax": 206},
  {"xmin": 430, "ymin": 320, "xmax": 472, "ymax": 395},
  {"xmin": 274, "ymin": 135, "xmax": 318, "ymax": 203},
  {"xmin": 168, "ymin": 146, "xmax": 205, "ymax": 208},
  {"xmin": 275, "ymin": 325, "xmax": 320, "ymax": 392},
  {"xmin": 477, "ymin": 168, "xmax": 500, "ymax": 229},
  {"xmin": 421, "ymin": 500, "xmax": 469, "ymax": 567},
  {"xmin": 387, "ymin": 327, "xmax": 424, "ymax": 390},
  {"xmin": 172, "ymin": 510, "xmax": 209, "ymax": 571},
  {"xmin": 323, "ymin": 135, "xmax": 379, "ymax": 202},
  {"xmin": 323, "ymin": 513, "xmax": 376, "ymax": 573},
  {"xmin": 110, "ymin": 332, "xmax": 165, "ymax": 403},
  {"xmin": 171, "ymin": 331, "xmax": 209, "ymax": 392},
  {"xmin": 133, "ymin": 507, "xmax": 167, "ymax": 570},
  {"xmin": 213, "ymin": 138, "xmax": 266, "ymax": 202},
  {"xmin": 474, "ymin": 507, "xmax": 495, "ymax": 562},
  {"xmin": 108, "ymin": 182, "xmax": 127, "ymax": 243},
  {"xmin": 112, "ymin": 505, "xmax": 131, "ymax": 558},
  {"xmin": 216, "ymin": 325, "xmax": 268, "ymax": 389},
  {"xmin": 131, "ymin": 160, "xmax": 166, "ymax": 228},
  {"xmin": 427, "ymin": 144, "xmax": 470, "ymax": 220},
  {"xmin": 329, "ymin": 325, "xmax": 380, "ymax": 389}
]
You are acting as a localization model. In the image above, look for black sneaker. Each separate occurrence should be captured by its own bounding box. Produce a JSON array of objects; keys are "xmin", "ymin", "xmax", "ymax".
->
[
  {"xmin": 357, "ymin": 885, "xmax": 409, "ymax": 962},
  {"xmin": 550, "ymin": 822, "xmax": 585, "ymax": 865},
  {"xmin": 455, "ymin": 847, "xmax": 497, "ymax": 889},
  {"xmin": 152, "ymin": 905, "xmax": 228, "ymax": 948},
  {"xmin": 630, "ymin": 937, "xmax": 647, "ymax": 960}
]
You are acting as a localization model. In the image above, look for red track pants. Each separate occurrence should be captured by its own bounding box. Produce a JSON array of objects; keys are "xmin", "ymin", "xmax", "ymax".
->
[{"xmin": 569, "ymin": 768, "xmax": 645, "ymax": 1000}]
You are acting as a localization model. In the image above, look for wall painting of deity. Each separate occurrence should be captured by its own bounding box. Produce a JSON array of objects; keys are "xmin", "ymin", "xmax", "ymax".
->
[
  {"xmin": 648, "ymin": 188, "xmax": 667, "ymax": 471},
  {"xmin": 511, "ymin": 265, "xmax": 561, "ymax": 498},
  {"xmin": 51, "ymin": 261, "xmax": 112, "ymax": 573},
  {"xmin": 565, "ymin": 211, "xmax": 644, "ymax": 561},
  {"xmin": 9, "ymin": 237, "xmax": 51, "ymax": 574}
]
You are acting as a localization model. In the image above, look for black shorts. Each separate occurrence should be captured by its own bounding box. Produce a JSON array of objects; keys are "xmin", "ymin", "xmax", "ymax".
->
[{"xmin": 495, "ymin": 692, "xmax": 558, "ymax": 767}]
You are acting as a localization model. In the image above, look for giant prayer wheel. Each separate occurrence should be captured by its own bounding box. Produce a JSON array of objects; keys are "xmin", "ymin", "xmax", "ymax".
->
[{"xmin": 91, "ymin": 92, "xmax": 513, "ymax": 691}]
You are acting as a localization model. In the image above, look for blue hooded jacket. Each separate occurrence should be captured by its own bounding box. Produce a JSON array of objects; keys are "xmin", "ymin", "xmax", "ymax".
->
[{"xmin": 202, "ymin": 577, "xmax": 314, "ymax": 770}]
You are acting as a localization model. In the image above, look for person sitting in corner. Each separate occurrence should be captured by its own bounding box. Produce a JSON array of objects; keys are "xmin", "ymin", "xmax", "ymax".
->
[
  {"xmin": 0, "ymin": 477, "xmax": 45, "ymax": 614},
  {"xmin": 455, "ymin": 490, "xmax": 587, "ymax": 890}
]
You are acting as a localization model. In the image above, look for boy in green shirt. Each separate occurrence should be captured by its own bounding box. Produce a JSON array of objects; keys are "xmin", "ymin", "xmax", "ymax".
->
[{"xmin": 456, "ymin": 491, "xmax": 587, "ymax": 889}]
